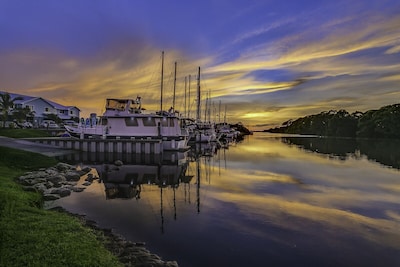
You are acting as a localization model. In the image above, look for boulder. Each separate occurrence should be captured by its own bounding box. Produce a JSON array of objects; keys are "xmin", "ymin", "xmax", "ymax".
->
[
  {"xmin": 55, "ymin": 162, "xmax": 75, "ymax": 172},
  {"xmin": 70, "ymin": 186, "xmax": 86, "ymax": 192},
  {"xmin": 65, "ymin": 170, "xmax": 81, "ymax": 181},
  {"xmin": 43, "ymin": 194, "xmax": 60, "ymax": 201},
  {"xmin": 51, "ymin": 188, "xmax": 71, "ymax": 197},
  {"xmin": 17, "ymin": 163, "xmax": 94, "ymax": 202},
  {"xmin": 85, "ymin": 173, "xmax": 94, "ymax": 182},
  {"xmin": 82, "ymin": 181, "xmax": 92, "ymax": 186},
  {"xmin": 81, "ymin": 166, "xmax": 92, "ymax": 174},
  {"xmin": 114, "ymin": 160, "xmax": 123, "ymax": 166},
  {"xmin": 46, "ymin": 174, "xmax": 66, "ymax": 185}
]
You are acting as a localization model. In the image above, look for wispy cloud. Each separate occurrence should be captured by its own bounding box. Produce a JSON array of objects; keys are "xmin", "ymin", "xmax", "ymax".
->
[{"xmin": 1, "ymin": 1, "xmax": 400, "ymax": 129}]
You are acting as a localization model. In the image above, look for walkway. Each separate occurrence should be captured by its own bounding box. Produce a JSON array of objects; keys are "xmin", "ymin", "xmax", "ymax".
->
[{"xmin": 0, "ymin": 136, "xmax": 74, "ymax": 157}]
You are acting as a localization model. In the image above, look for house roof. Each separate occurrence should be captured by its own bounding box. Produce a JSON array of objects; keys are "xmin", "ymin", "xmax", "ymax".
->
[{"xmin": 0, "ymin": 91, "xmax": 80, "ymax": 111}]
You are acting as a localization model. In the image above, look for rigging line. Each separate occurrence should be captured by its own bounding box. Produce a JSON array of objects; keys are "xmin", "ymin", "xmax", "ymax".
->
[
  {"xmin": 172, "ymin": 79, "xmax": 186, "ymax": 114},
  {"xmin": 138, "ymin": 54, "xmax": 164, "ymax": 109}
]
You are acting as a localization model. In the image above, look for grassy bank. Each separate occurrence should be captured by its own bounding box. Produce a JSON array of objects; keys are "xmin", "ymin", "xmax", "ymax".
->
[
  {"xmin": 0, "ymin": 128, "xmax": 52, "ymax": 138},
  {"xmin": 0, "ymin": 146, "xmax": 122, "ymax": 267}
]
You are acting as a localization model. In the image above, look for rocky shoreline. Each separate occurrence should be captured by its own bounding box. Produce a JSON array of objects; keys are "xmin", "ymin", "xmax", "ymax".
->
[{"xmin": 17, "ymin": 162, "xmax": 179, "ymax": 267}]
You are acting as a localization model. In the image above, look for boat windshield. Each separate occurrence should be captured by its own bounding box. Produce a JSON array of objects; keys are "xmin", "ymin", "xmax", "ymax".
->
[{"xmin": 106, "ymin": 99, "xmax": 129, "ymax": 111}]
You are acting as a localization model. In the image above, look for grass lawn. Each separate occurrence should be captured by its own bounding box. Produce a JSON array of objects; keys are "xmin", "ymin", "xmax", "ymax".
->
[
  {"xmin": 0, "ymin": 128, "xmax": 53, "ymax": 138},
  {"xmin": 0, "ymin": 146, "xmax": 122, "ymax": 267}
]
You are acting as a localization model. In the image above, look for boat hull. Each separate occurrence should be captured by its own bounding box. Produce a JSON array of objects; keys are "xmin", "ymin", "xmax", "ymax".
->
[{"xmin": 64, "ymin": 125, "xmax": 189, "ymax": 151}]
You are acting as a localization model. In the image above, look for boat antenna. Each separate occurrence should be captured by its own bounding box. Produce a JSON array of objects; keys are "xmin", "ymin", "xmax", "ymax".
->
[{"xmin": 160, "ymin": 51, "xmax": 164, "ymax": 112}]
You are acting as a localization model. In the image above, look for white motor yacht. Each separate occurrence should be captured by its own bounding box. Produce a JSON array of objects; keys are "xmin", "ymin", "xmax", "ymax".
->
[{"xmin": 64, "ymin": 97, "xmax": 189, "ymax": 151}]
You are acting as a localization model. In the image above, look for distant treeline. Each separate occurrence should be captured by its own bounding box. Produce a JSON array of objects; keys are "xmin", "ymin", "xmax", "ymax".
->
[{"xmin": 266, "ymin": 103, "xmax": 400, "ymax": 139}]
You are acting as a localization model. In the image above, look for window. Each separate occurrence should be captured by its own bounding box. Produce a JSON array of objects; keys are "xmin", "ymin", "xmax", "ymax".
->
[
  {"xmin": 143, "ymin": 117, "xmax": 156, "ymax": 127},
  {"xmin": 161, "ymin": 118, "xmax": 175, "ymax": 127},
  {"xmin": 125, "ymin": 117, "xmax": 139, "ymax": 126},
  {"xmin": 45, "ymin": 107, "xmax": 49, "ymax": 112}
]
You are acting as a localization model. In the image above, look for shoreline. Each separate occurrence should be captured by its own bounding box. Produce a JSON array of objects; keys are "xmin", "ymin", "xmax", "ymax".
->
[
  {"xmin": 16, "ymin": 161, "xmax": 179, "ymax": 267},
  {"xmin": 1, "ymin": 136, "xmax": 179, "ymax": 266},
  {"xmin": 49, "ymin": 206, "xmax": 178, "ymax": 267}
]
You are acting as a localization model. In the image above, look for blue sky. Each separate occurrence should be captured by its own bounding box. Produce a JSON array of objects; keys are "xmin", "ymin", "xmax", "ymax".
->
[{"xmin": 1, "ymin": 0, "xmax": 400, "ymax": 129}]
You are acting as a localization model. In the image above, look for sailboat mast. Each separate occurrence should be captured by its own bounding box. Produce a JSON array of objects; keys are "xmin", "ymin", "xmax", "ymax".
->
[
  {"xmin": 173, "ymin": 61, "xmax": 177, "ymax": 110},
  {"xmin": 184, "ymin": 76, "xmax": 187, "ymax": 117},
  {"xmin": 224, "ymin": 104, "xmax": 227, "ymax": 123},
  {"xmin": 207, "ymin": 89, "xmax": 211, "ymax": 123},
  {"xmin": 160, "ymin": 51, "xmax": 164, "ymax": 112},
  {"xmin": 204, "ymin": 91, "xmax": 208, "ymax": 123},
  {"xmin": 219, "ymin": 100, "xmax": 221, "ymax": 123},
  {"xmin": 188, "ymin": 74, "xmax": 191, "ymax": 118},
  {"xmin": 196, "ymin": 67, "xmax": 201, "ymax": 122}
]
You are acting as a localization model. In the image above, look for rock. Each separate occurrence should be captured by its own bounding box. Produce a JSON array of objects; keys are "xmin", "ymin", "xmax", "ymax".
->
[
  {"xmin": 17, "ymin": 163, "xmax": 86, "ymax": 199},
  {"xmin": 82, "ymin": 181, "xmax": 92, "ymax": 186},
  {"xmin": 55, "ymin": 162, "xmax": 74, "ymax": 172},
  {"xmin": 33, "ymin": 183, "xmax": 47, "ymax": 193},
  {"xmin": 51, "ymin": 188, "xmax": 71, "ymax": 197},
  {"xmin": 45, "ymin": 168, "xmax": 60, "ymax": 176},
  {"xmin": 114, "ymin": 160, "xmax": 123, "ymax": 166},
  {"xmin": 81, "ymin": 166, "xmax": 92, "ymax": 174},
  {"xmin": 65, "ymin": 170, "xmax": 81, "ymax": 181},
  {"xmin": 45, "ymin": 181, "xmax": 54, "ymax": 188},
  {"xmin": 85, "ymin": 173, "xmax": 94, "ymax": 182},
  {"xmin": 47, "ymin": 174, "xmax": 66, "ymax": 185},
  {"xmin": 43, "ymin": 194, "xmax": 60, "ymax": 201},
  {"xmin": 70, "ymin": 186, "xmax": 85, "ymax": 192},
  {"xmin": 59, "ymin": 189, "xmax": 71, "ymax": 197}
]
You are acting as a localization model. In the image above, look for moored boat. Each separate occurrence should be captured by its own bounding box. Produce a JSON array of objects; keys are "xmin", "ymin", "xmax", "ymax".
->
[{"xmin": 64, "ymin": 96, "xmax": 189, "ymax": 151}]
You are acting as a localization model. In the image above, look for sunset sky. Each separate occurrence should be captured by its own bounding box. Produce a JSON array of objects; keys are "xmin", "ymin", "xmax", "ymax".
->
[{"xmin": 1, "ymin": 0, "xmax": 400, "ymax": 130}]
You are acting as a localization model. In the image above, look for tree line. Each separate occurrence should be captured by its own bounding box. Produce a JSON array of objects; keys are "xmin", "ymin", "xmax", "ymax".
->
[{"xmin": 266, "ymin": 103, "xmax": 400, "ymax": 139}]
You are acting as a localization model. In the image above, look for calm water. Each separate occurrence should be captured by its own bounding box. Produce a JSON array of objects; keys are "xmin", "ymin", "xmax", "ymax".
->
[{"xmin": 54, "ymin": 133, "xmax": 400, "ymax": 267}]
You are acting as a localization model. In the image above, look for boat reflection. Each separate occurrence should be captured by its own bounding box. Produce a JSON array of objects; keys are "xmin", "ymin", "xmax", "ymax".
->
[
  {"xmin": 282, "ymin": 136, "xmax": 400, "ymax": 169},
  {"xmin": 96, "ymin": 152, "xmax": 192, "ymax": 200},
  {"xmin": 55, "ymin": 141, "xmax": 234, "ymax": 233}
]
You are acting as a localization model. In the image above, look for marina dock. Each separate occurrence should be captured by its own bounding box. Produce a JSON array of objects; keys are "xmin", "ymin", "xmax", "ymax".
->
[{"xmin": 22, "ymin": 137, "xmax": 163, "ymax": 154}]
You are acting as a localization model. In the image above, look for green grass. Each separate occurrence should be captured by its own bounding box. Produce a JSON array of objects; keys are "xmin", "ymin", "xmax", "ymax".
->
[
  {"xmin": 0, "ymin": 146, "xmax": 123, "ymax": 267},
  {"xmin": 0, "ymin": 128, "xmax": 52, "ymax": 138}
]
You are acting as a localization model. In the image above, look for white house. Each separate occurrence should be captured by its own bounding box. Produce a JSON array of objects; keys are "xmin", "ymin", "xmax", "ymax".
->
[{"xmin": 0, "ymin": 91, "xmax": 80, "ymax": 127}]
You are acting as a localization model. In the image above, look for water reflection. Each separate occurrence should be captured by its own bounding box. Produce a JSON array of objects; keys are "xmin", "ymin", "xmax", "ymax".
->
[
  {"xmin": 97, "ymin": 153, "xmax": 190, "ymax": 199},
  {"xmin": 282, "ymin": 136, "xmax": 400, "ymax": 169},
  {"xmin": 53, "ymin": 134, "xmax": 400, "ymax": 267}
]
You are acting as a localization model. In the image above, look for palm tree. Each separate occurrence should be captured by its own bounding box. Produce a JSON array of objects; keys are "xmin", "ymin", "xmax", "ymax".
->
[
  {"xmin": 13, "ymin": 106, "xmax": 35, "ymax": 123},
  {"xmin": 0, "ymin": 92, "xmax": 23, "ymax": 128}
]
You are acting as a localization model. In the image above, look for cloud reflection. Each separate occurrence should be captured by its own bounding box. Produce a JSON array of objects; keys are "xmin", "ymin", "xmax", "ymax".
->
[{"xmin": 201, "ymin": 135, "xmax": 400, "ymax": 250}]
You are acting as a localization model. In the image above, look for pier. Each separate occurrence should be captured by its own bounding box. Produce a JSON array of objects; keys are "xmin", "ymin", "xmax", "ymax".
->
[{"xmin": 23, "ymin": 137, "xmax": 163, "ymax": 154}]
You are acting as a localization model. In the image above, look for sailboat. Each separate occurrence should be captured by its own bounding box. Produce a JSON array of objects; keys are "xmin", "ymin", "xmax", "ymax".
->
[{"xmin": 186, "ymin": 67, "xmax": 217, "ymax": 143}]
